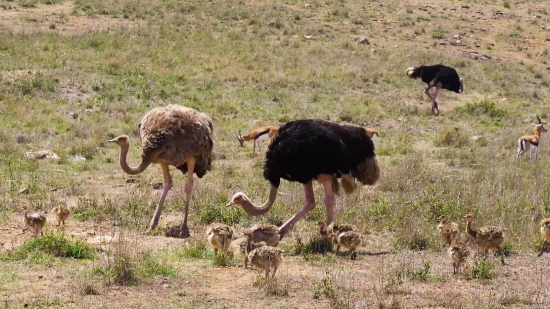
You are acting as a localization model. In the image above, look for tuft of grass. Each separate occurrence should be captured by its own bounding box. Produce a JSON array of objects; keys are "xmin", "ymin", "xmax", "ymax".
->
[
  {"xmin": 471, "ymin": 260, "xmax": 497, "ymax": 280},
  {"xmin": 293, "ymin": 235, "xmax": 333, "ymax": 257},
  {"xmin": 0, "ymin": 229, "xmax": 96, "ymax": 263},
  {"xmin": 455, "ymin": 100, "xmax": 507, "ymax": 118},
  {"xmin": 210, "ymin": 251, "xmax": 233, "ymax": 267},
  {"xmin": 252, "ymin": 275, "xmax": 289, "ymax": 297},
  {"xmin": 179, "ymin": 238, "xmax": 208, "ymax": 259},
  {"xmin": 434, "ymin": 127, "xmax": 470, "ymax": 148}
]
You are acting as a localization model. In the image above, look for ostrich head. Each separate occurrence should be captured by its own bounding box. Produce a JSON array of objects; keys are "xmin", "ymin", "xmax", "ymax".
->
[
  {"xmin": 459, "ymin": 78, "xmax": 464, "ymax": 93},
  {"xmin": 541, "ymin": 218, "xmax": 550, "ymax": 229},
  {"xmin": 235, "ymin": 131, "xmax": 245, "ymax": 147},
  {"xmin": 108, "ymin": 135, "xmax": 130, "ymax": 146},
  {"xmin": 405, "ymin": 67, "xmax": 416, "ymax": 78},
  {"xmin": 439, "ymin": 214, "xmax": 449, "ymax": 223},
  {"xmin": 364, "ymin": 127, "xmax": 378, "ymax": 139},
  {"xmin": 463, "ymin": 213, "xmax": 474, "ymax": 223},
  {"xmin": 226, "ymin": 192, "xmax": 247, "ymax": 206}
]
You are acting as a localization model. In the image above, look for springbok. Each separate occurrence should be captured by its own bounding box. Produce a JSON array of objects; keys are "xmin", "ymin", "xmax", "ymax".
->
[
  {"xmin": 236, "ymin": 126, "xmax": 279, "ymax": 157},
  {"xmin": 517, "ymin": 115, "xmax": 547, "ymax": 163}
]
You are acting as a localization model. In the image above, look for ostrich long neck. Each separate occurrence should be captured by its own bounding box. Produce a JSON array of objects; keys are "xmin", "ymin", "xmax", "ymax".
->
[
  {"xmin": 239, "ymin": 185, "xmax": 278, "ymax": 216},
  {"xmin": 466, "ymin": 221, "xmax": 477, "ymax": 238},
  {"xmin": 118, "ymin": 144, "xmax": 151, "ymax": 175}
]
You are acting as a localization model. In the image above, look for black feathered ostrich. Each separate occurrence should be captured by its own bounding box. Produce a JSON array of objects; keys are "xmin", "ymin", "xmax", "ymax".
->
[
  {"xmin": 406, "ymin": 64, "xmax": 464, "ymax": 115},
  {"xmin": 226, "ymin": 119, "xmax": 381, "ymax": 240}
]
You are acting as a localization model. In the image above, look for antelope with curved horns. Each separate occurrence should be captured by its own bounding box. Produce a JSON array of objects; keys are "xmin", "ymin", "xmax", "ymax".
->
[
  {"xmin": 517, "ymin": 115, "xmax": 547, "ymax": 163},
  {"xmin": 236, "ymin": 125, "xmax": 279, "ymax": 157}
]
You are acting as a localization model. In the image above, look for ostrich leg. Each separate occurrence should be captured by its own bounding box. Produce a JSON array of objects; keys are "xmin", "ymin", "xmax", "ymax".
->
[
  {"xmin": 149, "ymin": 163, "xmax": 173, "ymax": 231},
  {"xmin": 278, "ymin": 181, "xmax": 315, "ymax": 240},
  {"xmin": 321, "ymin": 175, "xmax": 335, "ymax": 226},
  {"xmin": 179, "ymin": 157, "xmax": 196, "ymax": 238},
  {"xmin": 431, "ymin": 84, "xmax": 442, "ymax": 115}
]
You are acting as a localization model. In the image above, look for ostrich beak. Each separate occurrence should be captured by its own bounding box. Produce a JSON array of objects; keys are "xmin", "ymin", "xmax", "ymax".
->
[
  {"xmin": 107, "ymin": 138, "xmax": 117, "ymax": 143},
  {"xmin": 225, "ymin": 200, "xmax": 235, "ymax": 207}
]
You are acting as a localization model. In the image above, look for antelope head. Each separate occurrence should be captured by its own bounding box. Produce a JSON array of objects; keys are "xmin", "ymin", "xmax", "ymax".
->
[
  {"xmin": 236, "ymin": 131, "xmax": 245, "ymax": 147},
  {"xmin": 533, "ymin": 115, "xmax": 548, "ymax": 133}
]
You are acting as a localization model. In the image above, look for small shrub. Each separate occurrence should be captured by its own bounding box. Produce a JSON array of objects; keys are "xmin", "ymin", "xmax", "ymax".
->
[
  {"xmin": 180, "ymin": 238, "xmax": 208, "ymax": 259},
  {"xmin": 472, "ymin": 260, "xmax": 496, "ymax": 279},
  {"xmin": 396, "ymin": 261, "xmax": 433, "ymax": 283},
  {"xmin": 431, "ymin": 28, "xmax": 445, "ymax": 39},
  {"xmin": 455, "ymin": 100, "xmax": 507, "ymax": 118},
  {"xmin": 0, "ymin": 230, "xmax": 96, "ymax": 262},
  {"xmin": 253, "ymin": 275, "xmax": 289, "ymax": 296},
  {"xmin": 503, "ymin": 1, "xmax": 510, "ymax": 9},
  {"xmin": 211, "ymin": 251, "xmax": 233, "ymax": 267},
  {"xmin": 313, "ymin": 271, "xmax": 336, "ymax": 299},
  {"xmin": 434, "ymin": 127, "xmax": 470, "ymax": 148},
  {"xmin": 293, "ymin": 235, "xmax": 333, "ymax": 256}
]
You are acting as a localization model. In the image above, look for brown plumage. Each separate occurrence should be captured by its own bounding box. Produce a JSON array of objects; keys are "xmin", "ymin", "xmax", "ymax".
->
[
  {"xmin": 51, "ymin": 202, "xmax": 71, "ymax": 226},
  {"xmin": 108, "ymin": 104, "xmax": 214, "ymax": 238},
  {"xmin": 248, "ymin": 242, "xmax": 284, "ymax": 279},
  {"xmin": 244, "ymin": 224, "xmax": 280, "ymax": 247},
  {"xmin": 23, "ymin": 205, "xmax": 46, "ymax": 236},
  {"xmin": 207, "ymin": 224, "xmax": 234, "ymax": 256},
  {"xmin": 437, "ymin": 215, "xmax": 460, "ymax": 246},
  {"xmin": 449, "ymin": 241, "xmax": 470, "ymax": 274},
  {"xmin": 231, "ymin": 236, "xmax": 264, "ymax": 269},
  {"xmin": 336, "ymin": 231, "xmax": 362, "ymax": 260},
  {"xmin": 537, "ymin": 218, "xmax": 550, "ymax": 257},
  {"xmin": 464, "ymin": 213, "xmax": 505, "ymax": 264}
]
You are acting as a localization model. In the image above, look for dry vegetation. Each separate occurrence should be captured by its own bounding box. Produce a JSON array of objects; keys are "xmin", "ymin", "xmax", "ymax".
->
[{"xmin": 1, "ymin": 0, "xmax": 550, "ymax": 307}]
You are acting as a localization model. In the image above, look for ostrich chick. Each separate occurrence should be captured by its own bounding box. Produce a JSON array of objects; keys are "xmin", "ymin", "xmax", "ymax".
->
[
  {"xmin": 52, "ymin": 202, "xmax": 71, "ymax": 226},
  {"xmin": 449, "ymin": 241, "xmax": 470, "ymax": 274},
  {"xmin": 244, "ymin": 224, "xmax": 280, "ymax": 247},
  {"xmin": 206, "ymin": 224, "xmax": 234, "ymax": 256},
  {"xmin": 336, "ymin": 231, "xmax": 362, "ymax": 260},
  {"xmin": 464, "ymin": 214, "xmax": 505, "ymax": 264},
  {"xmin": 248, "ymin": 242, "xmax": 284, "ymax": 279},
  {"xmin": 437, "ymin": 215, "xmax": 460, "ymax": 246},
  {"xmin": 537, "ymin": 218, "xmax": 550, "ymax": 257},
  {"xmin": 23, "ymin": 205, "xmax": 47, "ymax": 236},
  {"xmin": 231, "ymin": 236, "xmax": 265, "ymax": 269}
]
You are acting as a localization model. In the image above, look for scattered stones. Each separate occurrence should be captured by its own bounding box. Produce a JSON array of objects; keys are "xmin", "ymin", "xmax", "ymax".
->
[
  {"xmin": 152, "ymin": 183, "xmax": 163, "ymax": 190},
  {"xmin": 470, "ymin": 52, "xmax": 479, "ymax": 60},
  {"xmin": 24, "ymin": 150, "xmax": 60, "ymax": 160},
  {"xmin": 461, "ymin": 5, "xmax": 470, "ymax": 9},
  {"xmin": 69, "ymin": 156, "xmax": 86, "ymax": 162},
  {"xmin": 304, "ymin": 35, "xmax": 314, "ymax": 39},
  {"xmin": 452, "ymin": 34, "xmax": 461, "ymax": 40},
  {"xmin": 125, "ymin": 178, "xmax": 139, "ymax": 184},
  {"xmin": 358, "ymin": 37, "xmax": 370, "ymax": 45},
  {"xmin": 18, "ymin": 187, "xmax": 29, "ymax": 195}
]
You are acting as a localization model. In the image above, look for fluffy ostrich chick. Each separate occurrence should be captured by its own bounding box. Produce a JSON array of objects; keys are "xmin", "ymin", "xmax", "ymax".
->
[
  {"xmin": 23, "ymin": 205, "xmax": 47, "ymax": 236},
  {"xmin": 207, "ymin": 224, "xmax": 234, "ymax": 256},
  {"xmin": 248, "ymin": 242, "xmax": 284, "ymax": 279},
  {"xmin": 437, "ymin": 215, "xmax": 460, "ymax": 246},
  {"xmin": 464, "ymin": 213, "xmax": 506, "ymax": 265},
  {"xmin": 449, "ymin": 242, "xmax": 470, "ymax": 274},
  {"xmin": 52, "ymin": 202, "xmax": 71, "ymax": 226},
  {"xmin": 538, "ymin": 218, "xmax": 550, "ymax": 257}
]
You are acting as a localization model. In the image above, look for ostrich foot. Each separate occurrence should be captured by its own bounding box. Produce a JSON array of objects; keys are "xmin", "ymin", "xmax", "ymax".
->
[{"xmin": 178, "ymin": 223, "xmax": 191, "ymax": 238}]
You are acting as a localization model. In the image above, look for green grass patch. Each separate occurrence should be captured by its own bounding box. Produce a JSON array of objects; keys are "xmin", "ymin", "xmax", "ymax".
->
[{"xmin": 455, "ymin": 100, "xmax": 507, "ymax": 118}]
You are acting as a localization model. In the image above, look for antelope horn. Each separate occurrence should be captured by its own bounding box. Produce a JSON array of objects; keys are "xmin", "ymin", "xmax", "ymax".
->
[{"xmin": 537, "ymin": 115, "xmax": 543, "ymax": 124}]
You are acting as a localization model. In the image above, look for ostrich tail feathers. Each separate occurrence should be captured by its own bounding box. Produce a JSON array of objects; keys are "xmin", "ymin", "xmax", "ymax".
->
[{"xmin": 340, "ymin": 173, "xmax": 357, "ymax": 195}]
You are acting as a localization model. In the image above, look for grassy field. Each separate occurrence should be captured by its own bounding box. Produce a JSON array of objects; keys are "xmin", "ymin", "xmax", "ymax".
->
[{"xmin": 1, "ymin": 0, "xmax": 550, "ymax": 307}]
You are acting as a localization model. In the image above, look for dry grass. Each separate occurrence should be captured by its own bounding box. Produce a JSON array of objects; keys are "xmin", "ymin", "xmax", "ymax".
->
[{"xmin": 1, "ymin": 0, "xmax": 550, "ymax": 307}]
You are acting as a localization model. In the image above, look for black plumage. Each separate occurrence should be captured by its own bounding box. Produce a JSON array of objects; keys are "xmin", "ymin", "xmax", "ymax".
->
[
  {"xmin": 228, "ymin": 119, "xmax": 380, "ymax": 240},
  {"xmin": 264, "ymin": 119, "xmax": 376, "ymax": 188},
  {"xmin": 406, "ymin": 64, "xmax": 464, "ymax": 115}
]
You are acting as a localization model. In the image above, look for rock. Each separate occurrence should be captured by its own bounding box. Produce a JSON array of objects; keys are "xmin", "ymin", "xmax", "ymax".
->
[
  {"xmin": 358, "ymin": 37, "xmax": 370, "ymax": 45},
  {"xmin": 480, "ymin": 54, "xmax": 491, "ymax": 61},
  {"xmin": 125, "ymin": 178, "xmax": 139, "ymax": 184},
  {"xmin": 461, "ymin": 5, "xmax": 470, "ymax": 9},
  {"xmin": 304, "ymin": 35, "xmax": 314, "ymax": 39},
  {"xmin": 24, "ymin": 150, "xmax": 60, "ymax": 160},
  {"xmin": 267, "ymin": 21, "xmax": 275, "ymax": 27},
  {"xmin": 438, "ymin": 42, "xmax": 447, "ymax": 45},
  {"xmin": 470, "ymin": 52, "xmax": 479, "ymax": 60},
  {"xmin": 452, "ymin": 34, "xmax": 461, "ymax": 40},
  {"xmin": 18, "ymin": 187, "xmax": 29, "ymax": 194},
  {"xmin": 451, "ymin": 40, "xmax": 461, "ymax": 46},
  {"xmin": 69, "ymin": 112, "xmax": 79, "ymax": 119},
  {"xmin": 304, "ymin": 3, "xmax": 310, "ymax": 7},
  {"xmin": 69, "ymin": 156, "xmax": 86, "ymax": 162},
  {"xmin": 152, "ymin": 183, "xmax": 163, "ymax": 190},
  {"xmin": 471, "ymin": 135, "xmax": 481, "ymax": 142}
]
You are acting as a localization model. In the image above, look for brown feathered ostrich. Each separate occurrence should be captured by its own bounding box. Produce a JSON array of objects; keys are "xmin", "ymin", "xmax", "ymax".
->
[
  {"xmin": 108, "ymin": 104, "xmax": 214, "ymax": 238},
  {"xmin": 226, "ymin": 119, "xmax": 380, "ymax": 240}
]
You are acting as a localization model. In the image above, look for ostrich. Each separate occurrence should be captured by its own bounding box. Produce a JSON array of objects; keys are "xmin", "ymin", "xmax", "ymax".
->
[
  {"xmin": 406, "ymin": 64, "xmax": 464, "ymax": 115},
  {"xmin": 108, "ymin": 104, "xmax": 214, "ymax": 238},
  {"xmin": 226, "ymin": 119, "xmax": 380, "ymax": 240}
]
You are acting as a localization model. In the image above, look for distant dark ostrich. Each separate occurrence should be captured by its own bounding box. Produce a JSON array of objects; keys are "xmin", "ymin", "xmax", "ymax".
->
[
  {"xmin": 406, "ymin": 64, "xmax": 464, "ymax": 115},
  {"xmin": 226, "ymin": 119, "xmax": 380, "ymax": 240},
  {"xmin": 109, "ymin": 104, "xmax": 214, "ymax": 238}
]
